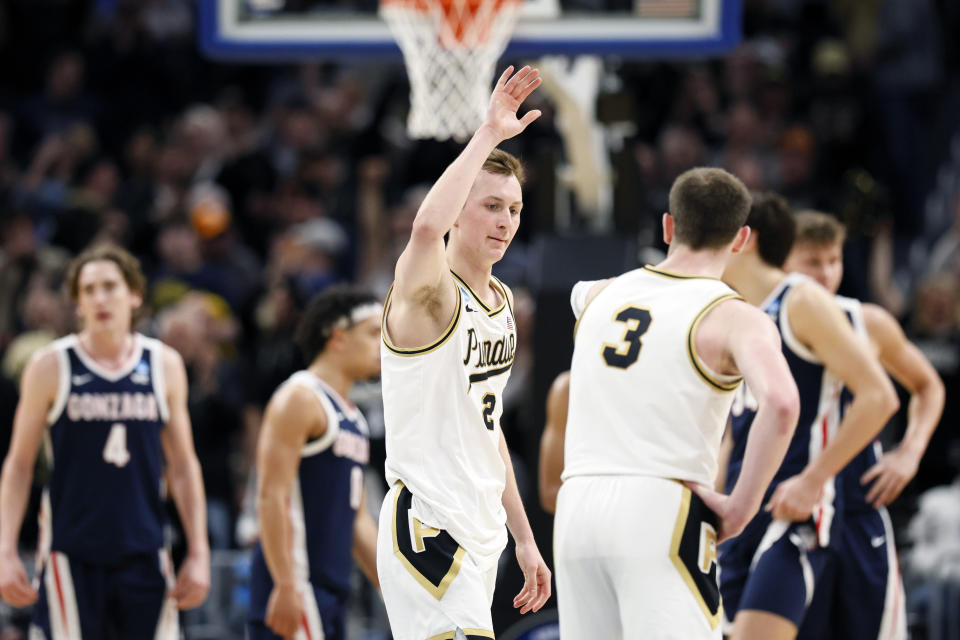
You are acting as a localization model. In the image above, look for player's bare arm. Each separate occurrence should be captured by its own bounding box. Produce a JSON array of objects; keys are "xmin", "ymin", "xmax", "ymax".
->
[
  {"xmin": 768, "ymin": 282, "xmax": 899, "ymax": 521},
  {"xmin": 688, "ymin": 300, "xmax": 799, "ymax": 542},
  {"xmin": 256, "ymin": 383, "xmax": 327, "ymax": 638},
  {"xmin": 538, "ymin": 371, "xmax": 570, "ymax": 514},
  {"xmin": 859, "ymin": 302, "xmax": 945, "ymax": 507},
  {"xmin": 159, "ymin": 345, "xmax": 211, "ymax": 610},
  {"xmin": 499, "ymin": 431, "xmax": 551, "ymax": 614},
  {"xmin": 714, "ymin": 427, "xmax": 734, "ymax": 493},
  {"xmin": 352, "ymin": 488, "xmax": 379, "ymax": 592},
  {"xmin": 387, "ymin": 65, "xmax": 541, "ymax": 348},
  {"xmin": 0, "ymin": 347, "xmax": 58, "ymax": 607}
]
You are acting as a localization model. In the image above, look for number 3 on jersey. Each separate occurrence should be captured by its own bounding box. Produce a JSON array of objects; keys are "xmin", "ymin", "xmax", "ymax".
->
[
  {"xmin": 601, "ymin": 305, "xmax": 652, "ymax": 369},
  {"xmin": 103, "ymin": 422, "xmax": 131, "ymax": 468}
]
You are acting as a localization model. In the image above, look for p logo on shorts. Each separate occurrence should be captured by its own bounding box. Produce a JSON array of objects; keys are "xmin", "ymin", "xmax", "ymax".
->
[
  {"xmin": 670, "ymin": 486, "xmax": 722, "ymax": 629},
  {"xmin": 391, "ymin": 483, "xmax": 466, "ymax": 600}
]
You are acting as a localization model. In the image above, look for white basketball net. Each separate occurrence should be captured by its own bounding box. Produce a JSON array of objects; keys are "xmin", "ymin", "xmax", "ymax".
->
[{"xmin": 380, "ymin": 0, "xmax": 522, "ymax": 142}]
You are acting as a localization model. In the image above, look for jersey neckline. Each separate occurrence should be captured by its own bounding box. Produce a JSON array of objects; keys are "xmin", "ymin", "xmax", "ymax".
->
[
  {"xmin": 450, "ymin": 270, "xmax": 507, "ymax": 316},
  {"xmin": 642, "ymin": 265, "xmax": 723, "ymax": 282},
  {"xmin": 68, "ymin": 333, "xmax": 145, "ymax": 382}
]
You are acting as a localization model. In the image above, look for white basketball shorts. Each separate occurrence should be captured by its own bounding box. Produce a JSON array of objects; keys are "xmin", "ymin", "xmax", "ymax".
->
[
  {"xmin": 377, "ymin": 482, "xmax": 500, "ymax": 640},
  {"xmin": 554, "ymin": 475, "xmax": 723, "ymax": 640}
]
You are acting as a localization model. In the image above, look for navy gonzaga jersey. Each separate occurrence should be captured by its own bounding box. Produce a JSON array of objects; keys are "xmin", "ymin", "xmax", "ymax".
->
[
  {"xmin": 834, "ymin": 296, "xmax": 880, "ymax": 515},
  {"xmin": 42, "ymin": 334, "xmax": 168, "ymax": 564},
  {"xmin": 251, "ymin": 371, "xmax": 370, "ymax": 602},
  {"xmin": 727, "ymin": 274, "xmax": 843, "ymax": 545}
]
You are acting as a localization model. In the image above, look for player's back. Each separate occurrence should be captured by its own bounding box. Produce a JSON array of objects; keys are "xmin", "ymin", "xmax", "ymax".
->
[
  {"xmin": 43, "ymin": 333, "xmax": 168, "ymax": 564},
  {"xmin": 563, "ymin": 265, "xmax": 742, "ymax": 487}
]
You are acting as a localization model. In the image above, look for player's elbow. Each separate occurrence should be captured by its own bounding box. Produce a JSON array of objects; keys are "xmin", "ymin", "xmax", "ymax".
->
[
  {"xmin": 877, "ymin": 377, "xmax": 900, "ymax": 419},
  {"xmin": 765, "ymin": 384, "xmax": 800, "ymax": 436},
  {"xmin": 411, "ymin": 217, "xmax": 446, "ymax": 243},
  {"xmin": 924, "ymin": 371, "xmax": 946, "ymax": 406}
]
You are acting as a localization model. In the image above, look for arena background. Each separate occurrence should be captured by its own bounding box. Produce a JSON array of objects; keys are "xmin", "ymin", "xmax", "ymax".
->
[{"xmin": 1, "ymin": 0, "xmax": 960, "ymax": 638}]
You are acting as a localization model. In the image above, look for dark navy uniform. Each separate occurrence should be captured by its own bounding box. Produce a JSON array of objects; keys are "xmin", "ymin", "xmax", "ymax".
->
[
  {"xmin": 797, "ymin": 297, "xmax": 907, "ymax": 640},
  {"xmin": 31, "ymin": 334, "xmax": 178, "ymax": 640},
  {"xmin": 247, "ymin": 371, "xmax": 370, "ymax": 640},
  {"xmin": 720, "ymin": 274, "xmax": 842, "ymax": 634}
]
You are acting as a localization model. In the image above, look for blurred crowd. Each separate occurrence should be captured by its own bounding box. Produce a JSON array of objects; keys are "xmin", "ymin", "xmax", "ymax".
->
[{"xmin": 1, "ymin": 0, "xmax": 960, "ymax": 635}]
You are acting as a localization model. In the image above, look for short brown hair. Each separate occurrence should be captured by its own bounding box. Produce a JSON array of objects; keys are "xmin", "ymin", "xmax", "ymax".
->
[
  {"xmin": 668, "ymin": 167, "xmax": 751, "ymax": 249},
  {"xmin": 482, "ymin": 148, "xmax": 525, "ymax": 185},
  {"xmin": 794, "ymin": 210, "xmax": 846, "ymax": 247},
  {"xmin": 747, "ymin": 192, "xmax": 796, "ymax": 267},
  {"xmin": 67, "ymin": 244, "xmax": 147, "ymax": 302}
]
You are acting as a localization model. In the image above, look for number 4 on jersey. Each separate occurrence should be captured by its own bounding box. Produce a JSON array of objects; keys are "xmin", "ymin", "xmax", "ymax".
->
[{"xmin": 103, "ymin": 422, "xmax": 131, "ymax": 468}]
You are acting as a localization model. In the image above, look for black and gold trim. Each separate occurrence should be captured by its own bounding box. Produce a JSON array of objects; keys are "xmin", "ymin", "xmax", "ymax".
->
[
  {"xmin": 491, "ymin": 275, "xmax": 513, "ymax": 320},
  {"xmin": 452, "ymin": 271, "xmax": 507, "ymax": 317},
  {"xmin": 642, "ymin": 265, "xmax": 722, "ymax": 281},
  {"xmin": 686, "ymin": 294, "xmax": 743, "ymax": 392},
  {"xmin": 669, "ymin": 485, "xmax": 722, "ymax": 630},
  {"xmin": 391, "ymin": 483, "xmax": 465, "ymax": 600},
  {"xmin": 426, "ymin": 630, "xmax": 496, "ymax": 640},
  {"xmin": 382, "ymin": 283, "xmax": 462, "ymax": 357},
  {"xmin": 469, "ymin": 364, "xmax": 513, "ymax": 386}
]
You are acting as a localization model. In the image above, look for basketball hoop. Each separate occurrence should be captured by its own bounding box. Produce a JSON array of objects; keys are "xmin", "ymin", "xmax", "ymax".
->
[{"xmin": 380, "ymin": 0, "xmax": 523, "ymax": 142}]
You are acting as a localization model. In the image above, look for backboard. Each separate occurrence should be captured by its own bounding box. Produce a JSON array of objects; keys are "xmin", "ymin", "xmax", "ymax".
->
[{"xmin": 199, "ymin": 0, "xmax": 741, "ymax": 61}]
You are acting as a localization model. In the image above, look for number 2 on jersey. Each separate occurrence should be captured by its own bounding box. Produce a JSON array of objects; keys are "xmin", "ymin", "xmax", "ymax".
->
[
  {"xmin": 601, "ymin": 305, "xmax": 652, "ymax": 369},
  {"xmin": 481, "ymin": 393, "xmax": 496, "ymax": 431},
  {"xmin": 103, "ymin": 422, "xmax": 131, "ymax": 467}
]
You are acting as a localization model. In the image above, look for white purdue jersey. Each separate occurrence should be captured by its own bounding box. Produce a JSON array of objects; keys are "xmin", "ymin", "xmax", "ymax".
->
[
  {"xmin": 381, "ymin": 271, "xmax": 515, "ymax": 561},
  {"xmin": 563, "ymin": 265, "xmax": 743, "ymax": 487}
]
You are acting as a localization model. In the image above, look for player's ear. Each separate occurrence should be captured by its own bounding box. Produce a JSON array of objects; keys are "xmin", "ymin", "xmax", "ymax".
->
[
  {"xmin": 130, "ymin": 291, "xmax": 143, "ymax": 310},
  {"xmin": 730, "ymin": 226, "xmax": 752, "ymax": 254},
  {"xmin": 662, "ymin": 213, "xmax": 674, "ymax": 245},
  {"xmin": 328, "ymin": 326, "xmax": 347, "ymax": 350}
]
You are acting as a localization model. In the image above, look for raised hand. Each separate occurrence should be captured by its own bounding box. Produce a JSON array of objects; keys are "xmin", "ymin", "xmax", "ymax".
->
[{"xmin": 484, "ymin": 65, "xmax": 542, "ymax": 141}]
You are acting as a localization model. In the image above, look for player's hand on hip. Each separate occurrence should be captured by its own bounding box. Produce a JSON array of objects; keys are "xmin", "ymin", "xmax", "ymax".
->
[
  {"xmin": 513, "ymin": 539, "xmax": 551, "ymax": 614},
  {"xmin": 684, "ymin": 482, "xmax": 745, "ymax": 543},
  {"xmin": 0, "ymin": 550, "xmax": 38, "ymax": 607},
  {"xmin": 266, "ymin": 582, "xmax": 303, "ymax": 639},
  {"xmin": 766, "ymin": 472, "xmax": 823, "ymax": 522},
  {"xmin": 484, "ymin": 65, "xmax": 542, "ymax": 141},
  {"xmin": 862, "ymin": 446, "xmax": 920, "ymax": 508},
  {"xmin": 170, "ymin": 552, "xmax": 210, "ymax": 610}
]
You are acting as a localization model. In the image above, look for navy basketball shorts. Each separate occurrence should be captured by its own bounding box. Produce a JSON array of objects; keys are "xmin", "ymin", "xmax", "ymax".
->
[
  {"xmin": 796, "ymin": 506, "xmax": 907, "ymax": 640},
  {"xmin": 30, "ymin": 549, "xmax": 177, "ymax": 639},
  {"xmin": 719, "ymin": 516, "xmax": 832, "ymax": 634}
]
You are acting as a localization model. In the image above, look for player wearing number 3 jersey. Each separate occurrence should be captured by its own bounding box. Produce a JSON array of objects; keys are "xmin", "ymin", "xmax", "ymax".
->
[
  {"xmin": 0, "ymin": 244, "xmax": 209, "ymax": 639},
  {"xmin": 378, "ymin": 66, "xmax": 551, "ymax": 640},
  {"xmin": 555, "ymin": 168, "xmax": 800, "ymax": 640}
]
